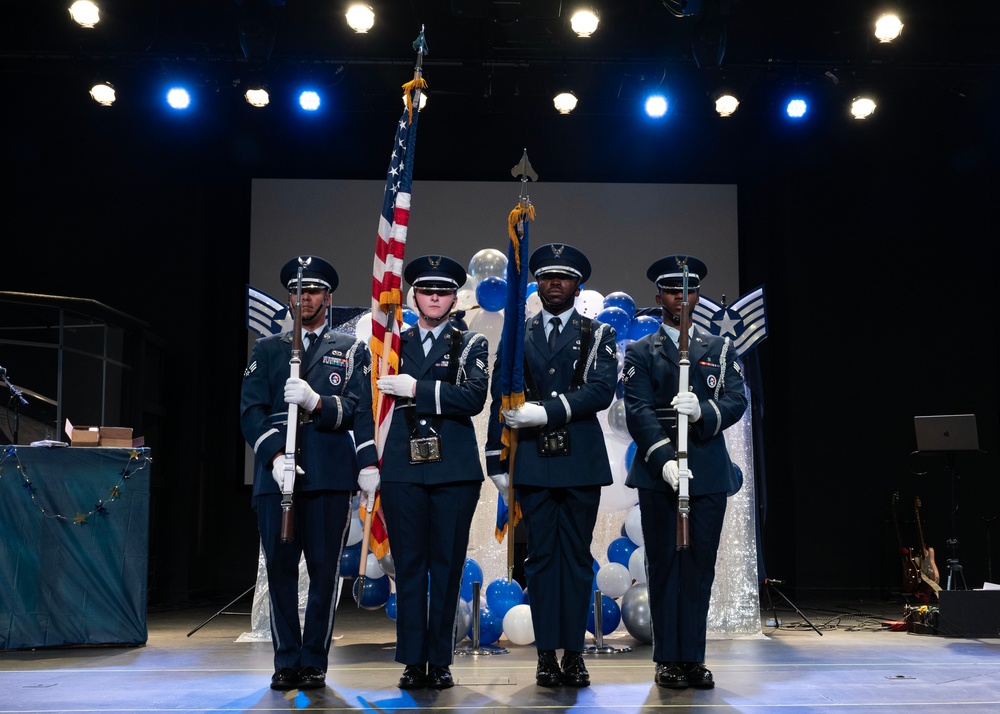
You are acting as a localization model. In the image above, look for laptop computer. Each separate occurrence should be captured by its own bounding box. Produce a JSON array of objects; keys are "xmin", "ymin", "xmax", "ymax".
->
[{"xmin": 913, "ymin": 414, "xmax": 980, "ymax": 452}]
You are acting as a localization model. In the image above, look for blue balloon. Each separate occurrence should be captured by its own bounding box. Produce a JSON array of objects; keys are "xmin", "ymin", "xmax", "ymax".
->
[
  {"xmin": 587, "ymin": 594, "xmax": 622, "ymax": 636},
  {"xmin": 603, "ymin": 291, "xmax": 636, "ymax": 316},
  {"xmin": 485, "ymin": 578, "xmax": 524, "ymax": 619},
  {"xmin": 625, "ymin": 441, "xmax": 637, "ymax": 471},
  {"xmin": 460, "ymin": 558, "xmax": 484, "ymax": 601},
  {"xmin": 597, "ymin": 306, "xmax": 632, "ymax": 337},
  {"xmin": 476, "ymin": 276, "xmax": 507, "ymax": 312},
  {"xmin": 607, "ymin": 536, "xmax": 638, "ymax": 568},
  {"xmin": 401, "ymin": 307, "xmax": 418, "ymax": 326},
  {"xmin": 627, "ymin": 314, "xmax": 660, "ymax": 341},
  {"xmin": 384, "ymin": 592, "xmax": 397, "ymax": 620},
  {"xmin": 526, "ymin": 282, "xmax": 538, "ymax": 298},
  {"xmin": 353, "ymin": 573, "xmax": 391, "ymax": 610},
  {"xmin": 472, "ymin": 605, "xmax": 504, "ymax": 645},
  {"xmin": 339, "ymin": 542, "xmax": 361, "ymax": 578}
]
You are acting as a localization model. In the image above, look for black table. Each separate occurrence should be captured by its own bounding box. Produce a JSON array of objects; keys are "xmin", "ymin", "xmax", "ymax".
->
[{"xmin": 0, "ymin": 445, "xmax": 150, "ymax": 649}]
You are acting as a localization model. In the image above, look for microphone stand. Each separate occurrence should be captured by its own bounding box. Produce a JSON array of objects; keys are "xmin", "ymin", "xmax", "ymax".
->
[{"xmin": 1, "ymin": 366, "xmax": 29, "ymax": 445}]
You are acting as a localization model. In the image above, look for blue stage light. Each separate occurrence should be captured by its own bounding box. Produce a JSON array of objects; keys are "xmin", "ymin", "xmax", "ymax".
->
[
  {"xmin": 298, "ymin": 90, "xmax": 321, "ymax": 111},
  {"xmin": 165, "ymin": 87, "xmax": 191, "ymax": 110},
  {"xmin": 786, "ymin": 98, "xmax": 808, "ymax": 119},
  {"xmin": 644, "ymin": 94, "xmax": 668, "ymax": 118}
]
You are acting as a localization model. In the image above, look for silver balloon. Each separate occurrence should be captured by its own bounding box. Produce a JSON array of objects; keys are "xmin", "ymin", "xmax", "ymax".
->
[
  {"xmin": 454, "ymin": 598, "xmax": 472, "ymax": 643},
  {"xmin": 607, "ymin": 398, "xmax": 629, "ymax": 440},
  {"xmin": 621, "ymin": 582, "xmax": 652, "ymax": 644},
  {"xmin": 378, "ymin": 551, "xmax": 395, "ymax": 579},
  {"xmin": 468, "ymin": 248, "xmax": 508, "ymax": 282}
]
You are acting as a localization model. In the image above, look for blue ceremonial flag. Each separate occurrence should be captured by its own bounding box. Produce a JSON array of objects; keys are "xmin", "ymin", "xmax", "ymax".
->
[{"xmin": 495, "ymin": 196, "xmax": 534, "ymax": 542}]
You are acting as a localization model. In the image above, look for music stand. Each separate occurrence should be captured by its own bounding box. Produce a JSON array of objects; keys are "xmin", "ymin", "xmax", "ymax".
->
[{"xmin": 913, "ymin": 414, "xmax": 981, "ymax": 591}]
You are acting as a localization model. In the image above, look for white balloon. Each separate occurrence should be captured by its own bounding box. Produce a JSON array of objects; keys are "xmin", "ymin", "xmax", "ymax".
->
[
  {"xmin": 406, "ymin": 286, "xmax": 417, "ymax": 310},
  {"xmin": 599, "ymin": 436, "xmax": 639, "ymax": 514},
  {"xmin": 525, "ymin": 292, "xmax": 542, "ymax": 318},
  {"xmin": 456, "ymin": 288, "xmax": 477, "ymax": 312},
  {"xmin": 364, "ymin": 552, "xmax": 385, "ymax": 580},
  {"xmin": 468, "ymin": 309, "xmax": 504, "ymax": 356},
  {"xmin": 502, "ymin": 604, "xmax": 535, "ymax": 645},
  {"xmin": 628, "ymin": 545, "xmax": 647, "ymax": 583},
  {"xmin": 354, "ymin": 313, "xmax": 373, "ymax": 344},
  {"xmin": 596, "ymin": 562, "xmax": 632, "ymax": 599},
  {"xmin": 575, "ymin": 289, "xmax": 605, "ymax": 318},
  {"xmin": 468, "ymin": 248, "xmax": 508, "ymax": 281},
  {"xmin": 345, "ymin": 510, "xmax": 362, "ymax": 546},
  {"xmin": 624, "ymin": 504, "xmax": 644, "ymax": 546}
]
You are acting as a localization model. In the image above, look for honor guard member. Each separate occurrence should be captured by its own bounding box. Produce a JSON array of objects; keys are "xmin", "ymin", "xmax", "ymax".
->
[
  {"xmin": 622, "ymin": 255, "xmax": 747, "ymax": 690},
  {"xmin": 485, "ymin": 243, "xmax": 617, "ymax": 688},
  {"xmin": 240, "ymin": 256, "xmax": 371, "ymax": 691},
  {"xmin": 353, "ymin": 255, "xmax": 489, "ymax": 690}
]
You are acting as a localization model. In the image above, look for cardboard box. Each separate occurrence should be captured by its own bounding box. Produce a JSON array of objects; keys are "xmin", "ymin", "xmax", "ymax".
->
[
  {"xmin": 64, "ymin": 419, "xmax": 100, "ymax": 447},
  {"xmin": 64, "ymin": 420, "xmax": 144, "ymax": 448}
]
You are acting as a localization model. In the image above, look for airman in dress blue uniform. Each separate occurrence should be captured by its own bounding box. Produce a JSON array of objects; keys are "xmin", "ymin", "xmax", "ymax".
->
[
  {"xmin": 623, "ymin": 255, "xmax": 748, "ymax": 690},
  {"xmin": 353, "ymin": 255, "xmax": 489, "ymax": 690},
  {"xmin": 240, "ymin": 256, "xmax": 370, "ymax": 691},
  {"xmin": 485, "ymin": 244, "xmax": 617, "ymax": 688}
]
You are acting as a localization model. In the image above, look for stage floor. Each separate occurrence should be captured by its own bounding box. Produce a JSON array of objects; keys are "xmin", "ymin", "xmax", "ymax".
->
[{"xmin": 2, "ymin": 594, "xmax": 999, "ymax": 713}]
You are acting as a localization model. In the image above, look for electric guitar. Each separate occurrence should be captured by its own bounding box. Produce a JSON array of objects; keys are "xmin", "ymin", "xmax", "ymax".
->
[
  {"xmin": 914, "ymin": 497, "xmax": 941, "ymax": 588},
  {"xmin": 891, "ymin": 492, "xmax": 921, "ymax": 595}
]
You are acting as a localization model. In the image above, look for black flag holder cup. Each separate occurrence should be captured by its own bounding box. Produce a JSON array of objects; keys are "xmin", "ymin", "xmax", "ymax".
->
[
  {"xmin": 583, "ymin": 590, "xmax": 632, "ymax": 655},
  {"xmin": 454, "ymin": 581, "xmax": 509, "ymax": 656}
]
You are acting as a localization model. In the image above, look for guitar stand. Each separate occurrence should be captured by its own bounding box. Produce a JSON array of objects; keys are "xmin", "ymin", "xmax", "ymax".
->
[
  {"xmin": 186, "ymin": 584, "xmax": 256, "ymax": 637},
  {"xmin": 762, "ymin": 578, "xmax": 822, "ymax": 637}
]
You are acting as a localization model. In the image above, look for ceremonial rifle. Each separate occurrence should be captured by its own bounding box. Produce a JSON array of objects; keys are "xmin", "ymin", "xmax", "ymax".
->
[
  {"xmin": 676, "ymin": 263, "xmax": 692, "ymax": 551},
  {"xmin": 280, "ymin": 258, "xmax": 309, "ymax": 543}
]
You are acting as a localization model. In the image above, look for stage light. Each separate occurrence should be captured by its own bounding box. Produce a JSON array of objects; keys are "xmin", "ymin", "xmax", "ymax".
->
[
  {"xmin": 166, "ymin": 87, "xmax": 191, "ymax": 110},
  {"xmin": 850, "ymin": 96, "xmax": 877, "ymax": 119},
  {"xmin": 89, "ymin": 82, "xmax": 115, "ymax": 106},
  {"xmin": 299, "ymin": 90, "xmax": 321, "ymax": 111},
  {"xmin": 874, "ymin": 14, "xmax": 903, "ymax": 43},
  {"xmin": 785, "ymin": 98, "xmax": 807, "ymax": 119},
  {"xmin": 346, "ymin": 4, "xmax": 375, "ymax": 33},
  {"xmin": 245, "ymin": 87, "xmax": 269, "ymax": 108},
  {"xmin": 570, "ymin": 9, "xmax": 600, "ymax": 38},
  {"xmin": 69, "ymin": 1, "xmax": 100, "ymax": 28},
  {"xmin": 645, "ymin": 95, "xmax": 668, "ymax": 118},
  {"xmin": 714, "ymin": 92, "xmax": 739, "ymax": 117},
  {"xmin": 553, "ymin": 92, "xmax": 578, "ymax": 114}
]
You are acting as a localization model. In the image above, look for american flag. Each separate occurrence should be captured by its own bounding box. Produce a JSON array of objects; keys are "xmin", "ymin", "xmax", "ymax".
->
[{"xmin": 366, "ymin": 42, "xmax": 427, "ymax": 559}]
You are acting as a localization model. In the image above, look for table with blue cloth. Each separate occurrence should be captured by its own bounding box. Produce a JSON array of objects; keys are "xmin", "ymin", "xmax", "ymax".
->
[{"xmin": 0, "ymin": 445, "xmax": 150, "ymax": 650}]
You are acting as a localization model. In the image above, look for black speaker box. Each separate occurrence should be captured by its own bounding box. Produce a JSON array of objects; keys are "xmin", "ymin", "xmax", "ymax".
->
[{"xmin": 935, "ymin": 590, "xmax": 1000, "ymax": 638}]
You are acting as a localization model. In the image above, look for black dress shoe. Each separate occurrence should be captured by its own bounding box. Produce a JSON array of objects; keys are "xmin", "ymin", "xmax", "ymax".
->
[
  {"xmin": 297, "ymin": 666, "xmax": 326, "ymax": 690},
  {"xmin": 398, "ymin": 664, "xmax": 427, "ymax": 690},
  {"xmin": 654, "ymin": 662, "xmax": 689, "ymax": 689},
  {"xmin": 535, "ymin": 650, "xmax": 562, "ymax": 687},
  {"xmin": 270, "ymin": 667, "xmax": 300, "ymax": 691},
  {"xmin": 682, "ymin": 662, "xmax": 715, "ymax": 689},
  {"xmin": 426, "ymin": 665, "xmax": 454, "ymax": 689},
  {"xmin": 560, "ymin": 651, "xmax": 590, "ymax": 688}
]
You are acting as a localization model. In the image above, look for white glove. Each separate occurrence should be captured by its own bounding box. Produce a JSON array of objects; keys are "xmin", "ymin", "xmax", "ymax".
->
[
  {"xmin": 377, "ymin": 374, "xmax": 417, "ymax": 398},
  {"xmin": 358, "ymin": 466, "xmax": 380, "ymax": 509},
  {"xmin": 502, "ymin": 403, "xmax": 548, "ymax": 428},
  {"xmin": 271, "ymin": 455, "xmax": 304, "ymax": 492},
  {"xmin": 661, "ymin": 460, "xmax": 693, "ymax": 493},
  {"xmin": 284, "ymin": 377, "xmax": 320, "ymax": 412},
  {"xmin": 488, "ymin": 472, "xmax": 510, "ymax": 506},
  {"xmin": 671, "ymin": 391, "xmax": 702, "ymax": 421}
]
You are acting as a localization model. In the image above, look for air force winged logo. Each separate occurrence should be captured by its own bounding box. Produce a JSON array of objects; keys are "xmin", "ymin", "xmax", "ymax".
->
[
  {"xmin": 692, "ymin": 286, "xmax": 767, "ymax": 357},
  {"xmin": 246, "ymin": 286, "xmax": 292, "ymax": 337}
]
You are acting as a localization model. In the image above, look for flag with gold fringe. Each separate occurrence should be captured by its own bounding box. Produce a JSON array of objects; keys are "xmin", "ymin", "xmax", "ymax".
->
[
  {"xmin": 494, "ymin": 195, "xmax": 533, "ymax": 543},
  {"xmin": 365, "ymin": 29, "xmax": 429, "ymax": 559}
]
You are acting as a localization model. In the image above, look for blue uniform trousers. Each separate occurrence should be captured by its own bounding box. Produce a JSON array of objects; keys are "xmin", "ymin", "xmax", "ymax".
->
[{"xmin": 638, "ymin": 487, "xmax": 727, "ymax": 664}]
